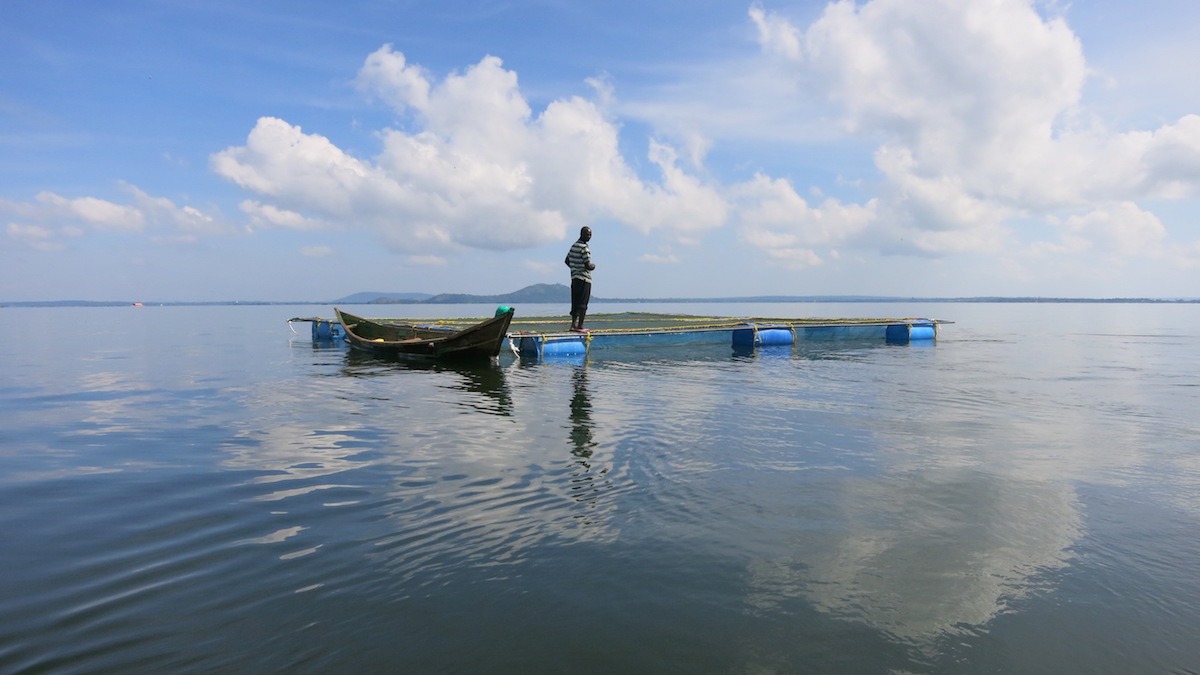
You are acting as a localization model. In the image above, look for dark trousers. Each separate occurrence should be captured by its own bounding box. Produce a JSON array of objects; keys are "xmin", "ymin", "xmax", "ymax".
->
[{"xmin": 570, "ymin": 278, "xmax": 591, "ymax": 322}]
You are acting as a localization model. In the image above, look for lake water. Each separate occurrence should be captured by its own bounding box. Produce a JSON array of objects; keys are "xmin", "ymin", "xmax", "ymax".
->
[{"xmin": 2, "ymin": 302, "xmax": 1198, "ymax": 674}]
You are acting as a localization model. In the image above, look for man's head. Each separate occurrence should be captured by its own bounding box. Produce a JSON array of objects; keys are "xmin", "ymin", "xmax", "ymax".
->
[{"xmin": 579, "ymin": 226, "xmax": 592, "ymax": 242}]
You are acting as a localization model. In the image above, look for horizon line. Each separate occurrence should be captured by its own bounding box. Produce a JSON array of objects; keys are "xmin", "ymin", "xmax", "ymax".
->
[{"xmin": 5, "ymin": 296, "xmax": 1200, "ymax": 307}]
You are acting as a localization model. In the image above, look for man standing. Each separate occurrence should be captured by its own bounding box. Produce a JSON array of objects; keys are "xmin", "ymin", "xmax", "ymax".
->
[{"xmin": 564, "ymin": 226, "xmax": 595, "ymax": 332}]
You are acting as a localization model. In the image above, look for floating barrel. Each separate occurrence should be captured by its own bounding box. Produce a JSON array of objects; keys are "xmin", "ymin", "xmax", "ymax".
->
[
  {"xmin": 885, "ymin": 323, "xmax": 936, "ymax": 344},
  {"xmin": 757, "ymin": 328, "xmax": 794, "ymax": 345},
  {"xmin": 731, "ymin": 325, "xmax": 794, "ymax": 347},
  {"xmin": 541, "ymin": 338, "xmax": 587, "ymax": 356},
  {"xmin": 518, "ymin": 336, "xmax": 587, "ymax": 357},
  {"xmin": 312, "ymin": 319, "xmax": 343, "ymax": 341},
  {"xmin": 910, "ymin": 325, "xmax": 936, "ymax": 340},
  {"xmin": 518, "ymin": 336, "xmax": 540, "ymax": 356}
]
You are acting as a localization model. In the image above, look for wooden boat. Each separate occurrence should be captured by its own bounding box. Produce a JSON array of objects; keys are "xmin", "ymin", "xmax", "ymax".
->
[{"xmin": 333, "ymin": 307, "xmax": 514, "ymax": 360}]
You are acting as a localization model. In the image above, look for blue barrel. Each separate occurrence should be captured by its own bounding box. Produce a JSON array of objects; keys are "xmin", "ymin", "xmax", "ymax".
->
[
  {"xmin": 757, "ymin": 328, "xmax": 794, "ymax": 346},
  {"xmin": 732, "ymin": 325, "xmax": 794, "ymax": 347},
  {"xmin": 312, "ymin": 320, "xmax": 338, "ymax": 341},
  {"xmin": 732, "ymin": 327, "xmax": 756, "ymax": 346},
  {"xmin": 518, "ymin": 336, "xmax": 541, "ymax": 356},
  {"xmin": 909, "ymin": 325, "xmax": 936, "ymax": 340},
  {"xmin": 541, "ymin": 338, "xmax": 587, "ymax": 356},
  {"xmin": 518, "ymin": 336, "xmax": 587, "ymax": 357},
  {"xmin": 886, "ymin": 323, "xmax": 936, "ymax": 343}
]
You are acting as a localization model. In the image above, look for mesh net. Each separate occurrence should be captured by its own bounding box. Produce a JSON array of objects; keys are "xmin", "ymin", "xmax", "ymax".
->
[{"xmin": 325, "ymin": 312, "xmax": 943, "ymax": 335}]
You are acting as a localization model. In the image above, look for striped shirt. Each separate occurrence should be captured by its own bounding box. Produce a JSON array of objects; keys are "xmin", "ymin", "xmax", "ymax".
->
[{"xmin": 566, "ymin": 239, "xmax": 592, "ymax": 283}]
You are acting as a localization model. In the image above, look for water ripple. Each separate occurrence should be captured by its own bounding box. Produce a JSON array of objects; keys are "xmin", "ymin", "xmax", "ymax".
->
[{"xmin": 5, "ymin": 305, "xmax": 1200, "ymax": 673}]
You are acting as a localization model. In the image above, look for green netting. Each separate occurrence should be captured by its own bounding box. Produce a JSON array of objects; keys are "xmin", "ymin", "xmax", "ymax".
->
[{"xmin": 331, "ymin": 312, "xmax": 944, "ymax": 335}]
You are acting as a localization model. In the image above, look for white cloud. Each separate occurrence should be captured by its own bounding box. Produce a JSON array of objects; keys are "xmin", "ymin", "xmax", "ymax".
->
[
  {"xmin": 0, "ymin": 185, "xmax": 225, "ymax": 249},
  {"xmin": 749, "ymin": 5, "xmax": 803, "ymax": 61},
  {"xmin": 212, "ymin": 46, "xmax": 729, "ymax": 258},
  {"xmin": 34, "ymin": 192, "xmax": 145, "ymax": 232},
  {"xmin": 7, "ymin": 222, "xmax": 65, "ymax": 251},
  {"xmin": 745, "ymin": 0, "xmax": 1200, "ymax": 263},
  {"xmin": 1024, "ymin": 202, "xmax": 1200, "ymax": 281},
  {"xmin": 1136, "ymin": 114, "xmax": 1200, "ymax": 199},
  {"xmin": 733, "ymin": 173, "xmax": 874, "ymax": 266},
  {"xmin": 1050, "ymin": 202, "xmax": 1167, "ymax": 256},
  {"xmin": 212, "ymin": 117, "xmax": 379, "ymax": 216},
  {"xmin": 241, "ymin": 200, "xmax": 320, "ymax": 230},
  {"xmin": 356, "ymin": 43, "xmax": 432, "ymax": 113},
  {"xmin": 122, "ymin": 183, "xmax": 229, "ymax": 235},
  {"xmin": 639, "ymin": 252, "xmax": 680, "ymax": 264}
]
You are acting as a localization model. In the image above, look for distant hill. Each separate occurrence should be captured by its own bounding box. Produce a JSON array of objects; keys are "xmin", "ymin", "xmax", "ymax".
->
[
  {"xmin": 370, "ymin": 283, "xmax": 570, "ymax": 304},
  {"xmin": 333, "ymin": 291, "xmax": 434, "ymax": 304}
]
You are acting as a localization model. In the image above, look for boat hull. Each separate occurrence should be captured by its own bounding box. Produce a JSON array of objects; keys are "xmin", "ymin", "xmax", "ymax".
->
[{"xmin": 334, "ymin": 307, "xmax": 514, "ymax": 361}]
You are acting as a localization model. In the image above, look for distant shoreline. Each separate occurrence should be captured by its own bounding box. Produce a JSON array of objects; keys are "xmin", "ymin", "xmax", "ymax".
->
[
  {"xmin": 8, "ymin": 281, "xmax": 1198, "ymax": 307},
  {"xmin": 4, "ymin": 297, "xmax": 1198, "ymax": 308}
]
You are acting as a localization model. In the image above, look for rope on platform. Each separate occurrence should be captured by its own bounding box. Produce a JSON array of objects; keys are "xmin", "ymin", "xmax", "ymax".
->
[
  {"xmin": 504, "ymin": 316, "xmax": 945, "ymax": 333},
  {"xmin": 590, "ymin": 319, "xmax": 750, "ymax": 334},
  {"xmin": 358, "ymin": 314, "xmax": 946, "ymax": 337}
]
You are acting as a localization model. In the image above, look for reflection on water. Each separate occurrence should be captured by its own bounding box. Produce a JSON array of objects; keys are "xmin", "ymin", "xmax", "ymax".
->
[
  {"xmin": 341, "ymin": 349, "xmax": 514, "ymax": 417},
  {"xmin": 569, "ymin": 365, "xmax": 596, "ymax": 458},
  {"xmin": 750, "ymin": 341, "xmax": 1087, "ymax": 645},
  {"xmin": 3, "ymin": 304, "xmax": 1200, "ymax": 673},
  {"xmin": 219, "ymin": 348, "xmax": 632, "ymax": 606},
  {"xmin": 745, "ymin": 472, "xmax": 1081, "ymax": 645}
]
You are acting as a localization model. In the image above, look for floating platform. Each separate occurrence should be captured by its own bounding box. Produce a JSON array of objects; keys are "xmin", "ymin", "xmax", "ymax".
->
[{"xmin": 290, "ymin": 312, "xmax": 946, "ymax": 359}]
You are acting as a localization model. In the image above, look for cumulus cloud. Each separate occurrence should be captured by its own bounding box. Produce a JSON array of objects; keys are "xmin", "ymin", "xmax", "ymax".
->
[
  {"xmin": 7, "ymin": 222, "xmax": 66, "ymax": 251},
  {"xmin": 747, "ymin": 0, "xmax": 1200, "ymax": 264},
  {"xmin": 1047, "ymin": 202, "xmax": 1167, "ymax": 257},
  {"xmin": 639, "ymin": 251, "xmax": 681, "ymax": 264},
  {"xmin": 122, "ymin": 183, "xmax": 230, "ymax": 235},
  {"xmin": 0, "ymin": 184, "xmax": 225, "ymax": 250},
  {"xmin": 34, "ymin": 192, "xmax": 146, "ymax": 232},
  {"xmin": 209, "ymin": 26, "xmax": 1197, "ymax": 271},
  {"xmin": 212, "ymin": 45, "xmax": 727, "ymax": 257},
  {"xmin": 242, "ymin": 200, "xmax": 321, "ymax": 230},
  {"xmin": 733, "ymin": 173, "xmax": 875, "ymax": 266},
  {"xmin": 17, "ymin": 4, "xmax": 1195, "ymax": 282}
]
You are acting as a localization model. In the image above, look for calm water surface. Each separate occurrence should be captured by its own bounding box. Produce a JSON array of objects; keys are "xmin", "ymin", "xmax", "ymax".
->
[{"xmin": 1, "ymin": 302, "xmax": 1198, "ymax": 674}]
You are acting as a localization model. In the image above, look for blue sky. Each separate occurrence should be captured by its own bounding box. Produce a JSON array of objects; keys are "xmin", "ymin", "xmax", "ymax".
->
[{"xmin": 3, "ymin": 0, "xmax": 1199, "ymax": 302}]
